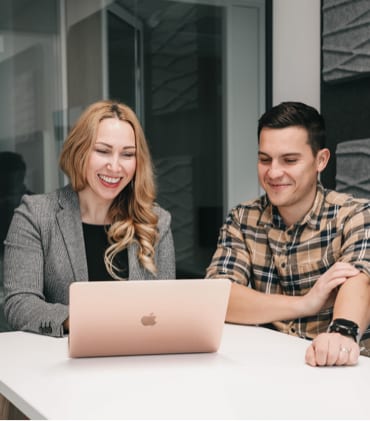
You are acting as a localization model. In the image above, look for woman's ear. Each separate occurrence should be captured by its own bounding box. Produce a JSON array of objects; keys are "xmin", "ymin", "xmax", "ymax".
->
[{"xmin": 317, "ymin": 148, "xmax": 330, "ymax": 173}]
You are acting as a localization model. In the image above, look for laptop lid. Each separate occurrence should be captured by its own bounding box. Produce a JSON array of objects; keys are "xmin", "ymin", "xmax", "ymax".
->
[{"xmin": 68, "ymin": 278, "xmax": 231, "ymax": 358}]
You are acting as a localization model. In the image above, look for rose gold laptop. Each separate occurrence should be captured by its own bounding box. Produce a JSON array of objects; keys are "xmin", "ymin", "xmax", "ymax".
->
[{"xmin": 68, "ymin": 278, "xmax": 231, "ymax": 358}]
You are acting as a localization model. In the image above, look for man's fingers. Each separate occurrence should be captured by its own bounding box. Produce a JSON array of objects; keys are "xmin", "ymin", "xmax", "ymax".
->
[
  {"xmin": 306, "ymin": 333, "xmax": 361, "ymax": 367},
  {"xmin": 328, "ymin": 263, "xmax": 359, "ymax": 278},
  {"xmin": 305, "ymin": 345, "xmax": 316, "ymax": 366}
]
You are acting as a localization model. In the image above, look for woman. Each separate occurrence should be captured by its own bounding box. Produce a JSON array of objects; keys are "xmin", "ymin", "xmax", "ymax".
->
[{"xmin": 3, "ymin": 100, "xmax": 176, "ymax": 337}]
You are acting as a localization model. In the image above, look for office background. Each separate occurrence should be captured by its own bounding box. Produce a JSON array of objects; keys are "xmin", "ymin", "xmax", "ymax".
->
[{"xmin": 0, "ymin": 0, "xmax": 369, "ymax": 331}]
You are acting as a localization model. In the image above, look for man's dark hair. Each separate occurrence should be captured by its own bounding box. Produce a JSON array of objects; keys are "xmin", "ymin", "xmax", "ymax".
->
[{"xmin": 257, "ymin": 101, "xmax": 326, "ymax": 156}]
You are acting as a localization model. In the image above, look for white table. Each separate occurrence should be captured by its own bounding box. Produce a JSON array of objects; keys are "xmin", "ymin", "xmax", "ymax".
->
[{"xmin": 0, "ymin": 324, "xmax": 369, "ymax": 420}]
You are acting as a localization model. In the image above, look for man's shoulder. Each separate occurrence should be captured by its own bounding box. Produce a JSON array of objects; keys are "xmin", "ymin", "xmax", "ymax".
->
[
  {"xmin": 319, "ymin": 189, "xmax": 370, "ymax": 228},
  {"xmin": 227, "ymin": 195, "xmax": 268, "ymax": 224},
  {"xmin": 324, "ymin": 189, "xmax": 370, "ymax": 209},
  {"xmin": 235, "ymin": 195, "xmax": 266, "ymax": 210}
]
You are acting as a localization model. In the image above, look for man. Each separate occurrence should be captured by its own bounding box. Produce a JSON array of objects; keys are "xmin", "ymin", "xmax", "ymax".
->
[{"xmin": 206, "ymin": 101, "xmax": 370, "ymax": 366}]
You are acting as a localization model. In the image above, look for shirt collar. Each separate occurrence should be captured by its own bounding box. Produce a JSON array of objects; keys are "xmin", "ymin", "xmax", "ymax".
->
[{"xmin": 258, "ymin": 182, "xmax": 325, "ymax": 231}]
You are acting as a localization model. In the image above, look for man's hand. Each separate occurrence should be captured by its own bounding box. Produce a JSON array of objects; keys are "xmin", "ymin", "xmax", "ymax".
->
[
  {"xmin": 301, "ymin": 262, "xmax": 359, "ymax": 316},
  {"xmin": 305, "ymin": 332, "xmax": 360, "ymax": 366}
]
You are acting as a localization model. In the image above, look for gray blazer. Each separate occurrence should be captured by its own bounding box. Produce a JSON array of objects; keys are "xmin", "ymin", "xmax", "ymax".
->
[{"xmin": 3, "ymin": 185, "xmax": 176, "ymax": 337}]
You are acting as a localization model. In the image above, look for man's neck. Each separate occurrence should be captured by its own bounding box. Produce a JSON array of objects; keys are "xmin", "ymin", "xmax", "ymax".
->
[{"xmin": 277, "ymin": 193, "xmax": 317, "ymax": 228}]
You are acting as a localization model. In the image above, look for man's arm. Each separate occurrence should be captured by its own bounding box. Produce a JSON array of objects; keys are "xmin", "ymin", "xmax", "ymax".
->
[
  {"xmin": 305, "ymin": 272, "xmax": 370, "ymax": 366},
  {"xmin": 226, "ymin": 262, "xmax": 359, "ymax": 324},
  {"xmin": 305, "ymin": 200, "xmax": 370, "ymax": 366},
  {"xmin": 207, "ymin": 206, "xmax": 359, "ymax": 324},
  {"xmin": 332, "ymin": 272, "xmax": 370, "ymax": 333},
  {"xmin": 226, "ymin": 283, "xmax": 304, "ymax": 324}
]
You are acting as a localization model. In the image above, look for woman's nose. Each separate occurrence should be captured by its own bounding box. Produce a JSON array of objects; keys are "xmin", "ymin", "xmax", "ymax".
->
[{"xmin": 107, "ymin": 155, "xmax": 122, "ymax": 171}]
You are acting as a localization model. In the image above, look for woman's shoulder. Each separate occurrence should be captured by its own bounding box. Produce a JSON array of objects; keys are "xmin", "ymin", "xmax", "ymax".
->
[
  {"xmin": 18, "ymin": 185, "xmax": 77, "ymax": 215},
  {"xmin": 153, "ymin": 204, "xmax": 172, "ymax": 228}
]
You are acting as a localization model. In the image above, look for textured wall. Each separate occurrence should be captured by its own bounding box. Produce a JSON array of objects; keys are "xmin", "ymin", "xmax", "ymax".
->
[
  {"xmin": 336, "ymin": 138, "xmax": 370, "ymax": 199},
  {"xmin": 322, "ymin": 0, "xmax": 370, "ymax": 82},
  {"xmin": 321, "ymin": 0, "xmax": 370, "ymax": 189}
]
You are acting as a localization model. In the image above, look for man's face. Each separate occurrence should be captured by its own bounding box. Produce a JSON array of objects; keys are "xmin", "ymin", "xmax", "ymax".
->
[{"xmin": 257, "ymin": 126, "xmax": 329, "ymax": 225}]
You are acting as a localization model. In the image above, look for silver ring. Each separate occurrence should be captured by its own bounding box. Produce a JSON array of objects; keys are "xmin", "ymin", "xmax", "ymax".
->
[{"xmin": 340, "ymin": 346, "xmax": 350, "ymax": 353}]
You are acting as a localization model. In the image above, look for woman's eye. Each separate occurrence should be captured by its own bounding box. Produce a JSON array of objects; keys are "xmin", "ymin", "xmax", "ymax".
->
[
  {"xmin": 96, "ymin": 149, "xmax": 108, "ymax": 154},
  {"xmin": 121, "ymin": 152, "xmax": 135, "ymax": 159}
]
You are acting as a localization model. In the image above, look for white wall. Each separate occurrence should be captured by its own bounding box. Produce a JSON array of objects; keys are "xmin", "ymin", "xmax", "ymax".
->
[
  {"xmin": 225, "ymin": 0, "xmax": 265, "ymax": 212},
  {"xmin": 224, "ymin": 0, "xmax": 321, "ymax": 212},
  {"xmin": 273, "ymin": 0, "xmax": 321, "ymax": 110}
]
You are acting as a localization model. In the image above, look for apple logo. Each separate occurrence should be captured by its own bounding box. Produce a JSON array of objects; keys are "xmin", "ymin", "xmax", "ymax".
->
[{"xmin": 141, "ymin": 312, "xmax": 157, "ymax": 326}]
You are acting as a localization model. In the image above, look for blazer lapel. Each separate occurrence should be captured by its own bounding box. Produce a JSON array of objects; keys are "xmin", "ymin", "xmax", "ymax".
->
[
  {"xmin": 56, "ymin": 186, "xmax": 88, "ymax": 281},
  {"xmin": 55, "ymin": 185, "xmax": 149, "ymax": 281}
]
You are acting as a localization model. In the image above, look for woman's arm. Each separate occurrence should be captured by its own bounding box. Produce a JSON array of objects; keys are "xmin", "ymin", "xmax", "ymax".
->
[{"xmin": 3, "ymin": 195, "xmax": 69, "ymax": 337}]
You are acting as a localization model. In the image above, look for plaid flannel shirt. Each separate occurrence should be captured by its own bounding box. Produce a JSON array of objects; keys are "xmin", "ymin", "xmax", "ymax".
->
[{"xmin": 206, "ymin": 183, "xmax": 370, "ymax": 356}]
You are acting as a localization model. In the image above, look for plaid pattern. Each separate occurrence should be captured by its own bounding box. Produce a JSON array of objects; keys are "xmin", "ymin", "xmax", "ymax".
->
[{"xmin": 206, "ymin": 183, "xmax": 370, "ymax": 356}]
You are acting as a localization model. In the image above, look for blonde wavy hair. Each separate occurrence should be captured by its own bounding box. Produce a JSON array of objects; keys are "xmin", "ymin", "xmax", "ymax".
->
[{"xmin": 59, "ymin": 100, "xmax": 158, "ymax": 279}]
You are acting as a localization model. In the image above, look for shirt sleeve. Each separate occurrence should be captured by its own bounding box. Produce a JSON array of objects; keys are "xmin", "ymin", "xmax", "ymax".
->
[
  {"xmin": 339, "ymin": 202, "xmax": 370, "ymax": 279},
  {"xmin": 205, "ymin": 206, "xmax": 251, "ymax": 285}
]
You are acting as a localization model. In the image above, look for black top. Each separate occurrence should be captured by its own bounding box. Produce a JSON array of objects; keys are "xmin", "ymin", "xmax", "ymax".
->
[{"xmin": 82, "ymin": 223, "xmax": 129, "ymax": 281}]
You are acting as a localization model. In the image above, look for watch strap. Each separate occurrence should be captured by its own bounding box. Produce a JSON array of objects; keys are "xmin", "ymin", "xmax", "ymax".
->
[{"xmin": 328, "ymin": 318, "xmax": 360, "ymax": 343}]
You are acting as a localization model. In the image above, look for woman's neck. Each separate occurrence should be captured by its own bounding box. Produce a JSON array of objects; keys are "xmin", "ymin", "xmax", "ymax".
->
[{"xmin": 78, "ymin": 190, "xmax": 112, "ymax": 225}]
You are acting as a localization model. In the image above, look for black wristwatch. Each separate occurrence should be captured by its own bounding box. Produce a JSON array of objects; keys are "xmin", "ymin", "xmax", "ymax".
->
[{"xmin": 328, "ymin": 318, "xmax": 360, "ymax": 343}]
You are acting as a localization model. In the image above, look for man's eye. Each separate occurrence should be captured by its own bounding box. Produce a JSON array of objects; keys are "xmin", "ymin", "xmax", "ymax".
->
[{"xmin": 285, "ymin": 159, "xmax": 297, "ymax": 164}]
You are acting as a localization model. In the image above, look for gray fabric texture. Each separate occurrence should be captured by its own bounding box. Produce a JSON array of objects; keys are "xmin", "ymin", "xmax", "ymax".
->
[
  {"xmin": 3, "ymin": 184, "xmax": 176, "ymax": 337},
  {"xmin": 336, "ymin": 138, "xmax": 370, "ymax": 199}
]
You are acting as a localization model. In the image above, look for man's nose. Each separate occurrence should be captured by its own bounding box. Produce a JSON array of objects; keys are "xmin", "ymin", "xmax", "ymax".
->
[{"xmin": 267, "ymin": 162, "xmax": 283, "ymax": 178}]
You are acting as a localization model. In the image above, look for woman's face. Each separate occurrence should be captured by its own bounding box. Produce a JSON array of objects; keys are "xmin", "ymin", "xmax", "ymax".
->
[{"xmin": 83, "ymin": 118, "xmax": 137, "ymax": 205}]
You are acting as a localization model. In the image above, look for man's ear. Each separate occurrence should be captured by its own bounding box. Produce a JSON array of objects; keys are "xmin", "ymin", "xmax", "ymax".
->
[{"xmin": 317, "ymin": 148, "xmax": 330, "ymax": 172}]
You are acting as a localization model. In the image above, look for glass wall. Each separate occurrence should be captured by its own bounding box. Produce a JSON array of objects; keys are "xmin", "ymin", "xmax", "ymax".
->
[
  {"xmin": 0, "ymin": 0, "xmax": 63, "ymax": 330},
  {"xmin": 65, "ymin": 0, "xmax": 226, "ymax": 277},
  {"xmin": 0, "ymin": 0, "xmax": 266, "ymax": 330}
]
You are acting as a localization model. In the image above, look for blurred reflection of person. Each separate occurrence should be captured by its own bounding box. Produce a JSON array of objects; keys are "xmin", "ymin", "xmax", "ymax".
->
[
  {"xmin": 0, "ymin": 151, "xmax": 32, "ymax": 256},
  {"xmin": 0, "ymin": 152, "xmax": 32, "ymax": 360}
]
